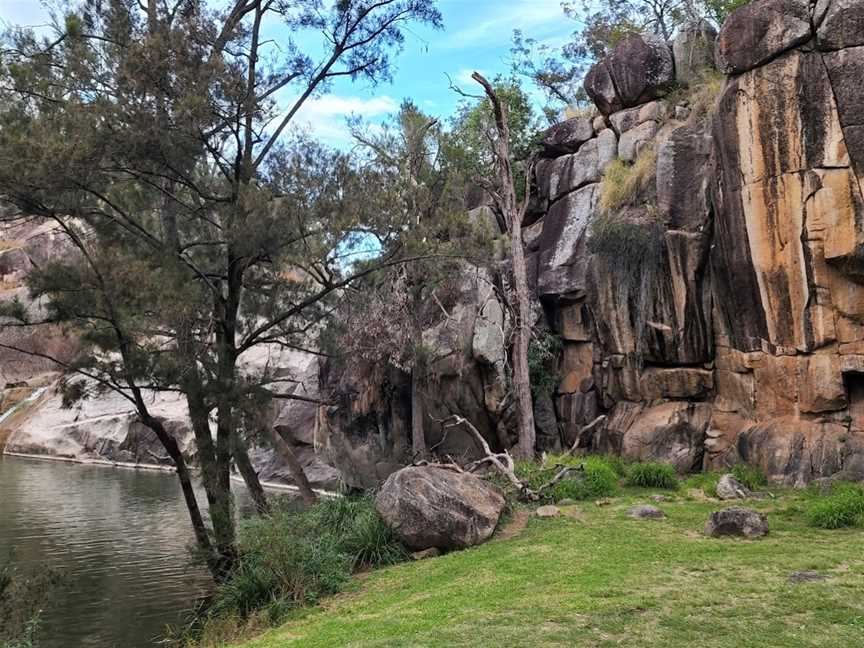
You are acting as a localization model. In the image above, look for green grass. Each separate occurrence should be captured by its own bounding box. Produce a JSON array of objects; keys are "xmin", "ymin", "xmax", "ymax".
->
[
  {"xmin": 625, "ymin": 462, "xmax": 679, "ymax": 489},
  {"xmin": 515, "ymin": 454, "xmax": 619, "ymax": 503},
  {"xmin": 806, "ymin": 483, "xmax": 864, "ymax": 529},
  {"xmin": 228, "ymin": 491, "xmax": 864, "ymax": 648},
  {"xmin": 731, "ymin": 464, "xmax": 768, "ymax": 491}
]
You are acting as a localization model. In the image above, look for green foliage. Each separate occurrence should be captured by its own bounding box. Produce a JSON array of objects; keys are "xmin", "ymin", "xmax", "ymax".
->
[
  {"xmin": 682, "ymin": 471, "xmax": 721, "ymax": 498},
  {"xmin": 207, "ymin": 497, "xmax": 406, "ymax": 624},
  {"xmin": 515, "ymin": 455, "xmax": 619, "ymax": 502},
  {"xmin": 0, "ymin": 556, "xmax": 60, "ymax": 648},
  {"xmin": 229, "ymin": 486, "xmax": 864, "ymax": 648},
  {"xmin": 702, "ymin": 0, "xmax": 750, "ymax": 25},
  {"xmin": 527, "ymin": 330, "xmax": 562, "ymax": 397},
  {"xmin": 806, "ymin": 483, "xmax": 864, "ymax": 529},
  {"xmin": 625, "ymin": 462, "xmax": 679, "ymax": 489},
  {"xmin": 443, "ymin": 76, "xmax": 542, "ymax": 200},
  {"xmin": 730, "ymin": 464, "xmax": 768, "ymax": 491}
]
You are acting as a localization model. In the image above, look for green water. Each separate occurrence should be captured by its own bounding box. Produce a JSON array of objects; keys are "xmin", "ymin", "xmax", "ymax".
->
[{"xmin": 0, "ymin": 455, "xmax": 218, "ymax": 647}]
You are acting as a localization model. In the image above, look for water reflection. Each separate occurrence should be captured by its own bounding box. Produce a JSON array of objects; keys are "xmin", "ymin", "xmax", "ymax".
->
[{"xmin": 0, "ymin": 456, "xmax": 259, "ymax": 648}]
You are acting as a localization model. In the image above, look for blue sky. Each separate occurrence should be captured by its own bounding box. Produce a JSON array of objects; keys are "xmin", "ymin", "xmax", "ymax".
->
[{"xmin": 0, "ymin": 0, "xmax": 576, "ymax": 146}]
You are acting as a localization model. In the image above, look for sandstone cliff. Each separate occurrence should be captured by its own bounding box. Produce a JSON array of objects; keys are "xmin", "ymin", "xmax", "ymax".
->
[{"xmin": 322, "ymin": 0, "xmax": 864, "ymax": 488}]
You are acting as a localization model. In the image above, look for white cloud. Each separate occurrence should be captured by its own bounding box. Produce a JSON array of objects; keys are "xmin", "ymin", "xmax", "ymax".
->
[
  {"xmin": 439, "ymin": 0, "xmax": 567, "ymax": 50},
  {"xmin": 0, "ymin": 1, "xmax": 53, "ymax": 28},
  {"xmin": 288, "ymin": 94, "xmax": 399, "ymax": 147}
]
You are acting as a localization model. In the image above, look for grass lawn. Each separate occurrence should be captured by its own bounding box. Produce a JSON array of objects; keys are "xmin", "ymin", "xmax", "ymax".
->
[{"xmin": 230, "ymin": 491, "xmax": 864, "ymax": 648}]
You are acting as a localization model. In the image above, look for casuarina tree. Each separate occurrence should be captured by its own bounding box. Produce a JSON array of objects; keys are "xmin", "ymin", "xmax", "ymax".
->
[{"xmin": 0, "ymin": 0, "xmax": 441, "ymax": 581}]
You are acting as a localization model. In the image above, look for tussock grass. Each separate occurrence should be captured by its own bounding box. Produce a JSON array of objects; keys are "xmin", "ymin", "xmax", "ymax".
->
[
  {"xmin": 597, "ymin": 147, "xmax": 657, "ymax": 216},
  {"xmin": 186, "ymin": 497, "xmax": 407, "ymax": 646},
  {"xmin": 731, "ymin": 464, "xmax": 768, "ymax": 491},
  {"xmin": 625, "ymin": 462, "xmax": 679, "ymax": 489},
  {"xmin": 806, "ymin": 483, "xmax": 864, "ymax": 529}
]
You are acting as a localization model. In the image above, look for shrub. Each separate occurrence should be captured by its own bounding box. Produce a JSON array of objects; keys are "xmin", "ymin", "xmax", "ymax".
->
[
  {"xmin": 207, "ymin": 496, "xmax": 406, "ymax": 623},
  {"xmin": 625, "ymin": 462, "xmax": 679, "ymax": 489},
  {"xmin": 597, "ymin": 147, "xmax": 657, "ymax": 216},
  {"xmin": 730, "ymin": 464, "xmax": 768, "ymax": 491},
  {"xmin": 0, "ymin": 556, "xmax": 60, "ymax": 648},
  {"xmin": 806, "ymin": 483, "xmax": 864, "ymax": 529},
  {"xmin": 527, "ymin": 329, "xmax": 562, "ymax": 397}
]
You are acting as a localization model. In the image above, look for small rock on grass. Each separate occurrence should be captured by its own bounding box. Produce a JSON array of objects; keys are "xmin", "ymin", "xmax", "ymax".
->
[
  {"xmin": 716, "ymin": 474, "xmax": 750, "ymax": 500},
  {"xmin": 536, "ymin": 505, "xmax": 561, "ymax": 518},
  {"xmin": 410, "ymin": 548, "xmax": 442, "ymax": 560},
  {"xmin": 789, "ymin": 571, "xmax": 828, "ymax": 584},
  {"xmin": 704, "ymin": 507, "xmax": 768, "ymax": 539},
  {"xmin": 629, "ymin": 505, "xmax": 666, "ymax": 519},
  {"xmin": 650, "ymin": 494, "xmax": 669, "ymax": 503}
]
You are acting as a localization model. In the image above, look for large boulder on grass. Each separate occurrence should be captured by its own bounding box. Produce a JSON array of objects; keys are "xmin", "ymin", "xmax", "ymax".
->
[
  {"xmin": 375, "ymin": 466, "xmax": 506, "ymax": 551},
  {"xmin": 704, "ymin": 507, "xmax": 769, "ymax": 538}
]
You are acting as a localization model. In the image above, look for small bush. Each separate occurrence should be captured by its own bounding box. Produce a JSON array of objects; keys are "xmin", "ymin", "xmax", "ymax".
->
[
  {"xmin": 0, "ymin": 556, "xmax": 60, "ymax": 648},
  {"xmin": 625, "ymin": 462, "xmax": 679, "ymax": 489},
  {"xmin": 807, "ymin": 483, "xmax": 864, "ymax": 529},
  {"xmin": 527, "ymin": 329, "xmax": 562, "ymax": 397},
  {"xmin": 731, "ymin": 464, "xmax": 768, "ymax": 491},
  {"xmin": 597, "ymin": 147, "xmax": 657, "ymax": 216}
]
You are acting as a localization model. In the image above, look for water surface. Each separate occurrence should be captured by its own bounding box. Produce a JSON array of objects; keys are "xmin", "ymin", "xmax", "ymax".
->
[{"xmin": 0, "ymin": 456, "xmax": 218, "ymax": 648}]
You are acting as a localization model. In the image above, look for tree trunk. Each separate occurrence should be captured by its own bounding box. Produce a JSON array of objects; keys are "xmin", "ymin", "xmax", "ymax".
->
[
  {"xmin": 232, "ymin": 432, "xmax": 270, "ymax": 515},
  {"xmin": 509, "ymin": 215, "xmax": 536, "ymax": 458},
  {"xmin": 410, "ymin": 368, "xmax": 427, "ymax": 457},
  {"xmin": 472, "ymin": 72, "xmax": 537, "ymax": 459},
  {"xmin": 268, "ymin": 426, "xmax": 319, "ymax": 505}
]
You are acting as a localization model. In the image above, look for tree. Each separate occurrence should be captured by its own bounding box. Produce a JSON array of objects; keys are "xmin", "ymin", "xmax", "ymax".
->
[
  {"xmin": 0, "ymin": 0, "xmax": 441, "ymax": 581},
  {"xmin": 346, "ymin": 100, "xmax": 487, "ymax": 457},
  {"xmin": 467, "ymin": 73, "xmax": 537, "ymax": 459}
]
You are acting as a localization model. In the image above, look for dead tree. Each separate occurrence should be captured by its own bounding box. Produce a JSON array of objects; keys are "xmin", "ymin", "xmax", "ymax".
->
[{"xmin": 471, "ymin": 72, "xmax": 537, "ymax": 459}]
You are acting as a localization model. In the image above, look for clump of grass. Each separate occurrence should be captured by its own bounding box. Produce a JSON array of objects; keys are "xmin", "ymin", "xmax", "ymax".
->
[
  {"xmin": 550, "ymin": 457, "xmax": 619, "ymax": 501},
  {"xmin": 206, "ymin": 496, "xmax": 406, "ymax": 624},
  {"xmin": 515, "ymin": 454, "xmax": 619, "ymax": 503},
  {"xmin": 597, "ymin": 147, "xmax": 657, "ymax": 216},
  {"xmin": 625, "ymin": 462, "xmax": 678, "ymax": 489},
  {"xmin": 806, "ymin": 483, "xmax": 864, "ymax": 529},
  {"xmin": 684, "ymin": 69, "xmax": 725, "ymax": 123},
  {"xmin": 682, "ymin": 471, "xmax": 721, "ymax": 498},
  {"xmin": 730, "ymin": 464, "xmax": 768, "ymax": 491}
]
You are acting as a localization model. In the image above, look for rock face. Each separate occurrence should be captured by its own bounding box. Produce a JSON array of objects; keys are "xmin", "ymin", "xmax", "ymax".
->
[
  {"xmin": 704, "ymin": 507, "xmax": 769, "ymax": 538},
  {"xmin": 715, "ymin": 0, "xmax": 812, "ymax": 74},
  {"xmin": 320, "ymin": 268, "xmax": 512, "ymax": 489},
  {"xmin": 673, "ymin": 20, "xmax": 718, "ymax": 84},
  {"xmin": 375, "ymin": 466, "xmax": 505, "ymax": 550}
]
